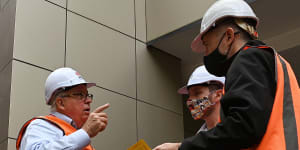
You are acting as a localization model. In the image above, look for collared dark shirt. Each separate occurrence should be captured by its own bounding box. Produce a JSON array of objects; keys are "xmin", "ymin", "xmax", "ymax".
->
[{"xmin": 180, "ymin": 40, "xmax": 276, "ymax": 150}]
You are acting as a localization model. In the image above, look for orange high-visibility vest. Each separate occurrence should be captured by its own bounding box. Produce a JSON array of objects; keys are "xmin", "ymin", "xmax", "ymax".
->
[
  {"xmin": 218, "ymin": 88, "xmax": 226, "ymax": 123},
  {"xmin": 16, "ymin": 115, "xmax": 94, "ymax": 150},
  {"xmin": 242, "ymin": 46, "xmax": 300, "ymax": 150}
]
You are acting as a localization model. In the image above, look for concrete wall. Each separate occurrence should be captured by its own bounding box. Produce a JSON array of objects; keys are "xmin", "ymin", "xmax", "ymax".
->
[{"xmin": 1, "ymin": 0, "xmax": 184, "ymax": 149}]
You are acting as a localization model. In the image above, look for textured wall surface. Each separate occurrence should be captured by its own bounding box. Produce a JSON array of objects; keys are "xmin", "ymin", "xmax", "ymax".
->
[{"xmin": 3, "ymin": 0, "xmax": 184, "ymax": 149}]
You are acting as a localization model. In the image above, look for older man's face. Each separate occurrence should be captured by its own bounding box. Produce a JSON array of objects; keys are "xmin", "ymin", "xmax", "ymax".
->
[{"xmin": 60, "ymin": 84, "xmax": 92, "ymax": 128}]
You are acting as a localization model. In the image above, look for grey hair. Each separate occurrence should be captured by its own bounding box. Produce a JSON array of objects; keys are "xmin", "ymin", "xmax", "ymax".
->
[
  {"xmin": 50, "ymin": 100, "xmax": 57, "ymax": 112},
  {"xmin": 49, "ymin": 89, "xmax": 65, "ymax": 112}
]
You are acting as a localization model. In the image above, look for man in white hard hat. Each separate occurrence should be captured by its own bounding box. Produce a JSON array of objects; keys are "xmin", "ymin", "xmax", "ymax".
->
[
  {"xmin": 178, "ymin": 65, "xmax": 225, "ymax": 132},
  {"xmin": 153, "ymin": 66, "xmax": 225, "ymax": 150},
  {"xmin": 154, "ymin": 0, "xmax": 300, "ymax": 150},
  {"xmin": 16, "ymin": 67, "xmax": 110, "ymax": 150}
]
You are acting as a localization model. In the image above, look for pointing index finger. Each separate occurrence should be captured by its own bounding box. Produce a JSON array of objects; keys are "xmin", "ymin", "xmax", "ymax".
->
[{"xmin": 93, "ymin": 103, "xmax": 110, "ymax": 113}]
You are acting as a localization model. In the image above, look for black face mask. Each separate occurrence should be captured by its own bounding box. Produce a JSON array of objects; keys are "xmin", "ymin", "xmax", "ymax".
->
[{"xmin": 204, "ymin": 32, "xmax": 234, "ymax": 77}]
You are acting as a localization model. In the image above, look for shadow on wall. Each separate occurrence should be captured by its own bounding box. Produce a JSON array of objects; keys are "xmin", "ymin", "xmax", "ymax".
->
[
  {"xmin": 0, "ymin": 0, "xmax": 10, "ymax": 12},
  {"xmin": 147, "ymin": 45, "xmax": 182, "ymax": 84}
]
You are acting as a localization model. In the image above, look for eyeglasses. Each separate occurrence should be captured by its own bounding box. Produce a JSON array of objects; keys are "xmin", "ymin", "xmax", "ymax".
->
[{"xmin": 60, "ymin": 93, "xmax": 93, "ymax": 101}]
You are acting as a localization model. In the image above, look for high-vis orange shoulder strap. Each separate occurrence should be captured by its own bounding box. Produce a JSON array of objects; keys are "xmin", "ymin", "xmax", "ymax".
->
[
  {"xmin": 243, "ymin": 46, "xmax": 300, "ymax": 150},
  {"xmin": 16, "ymin": 115, "xmax": 94, "ymax": 150}
]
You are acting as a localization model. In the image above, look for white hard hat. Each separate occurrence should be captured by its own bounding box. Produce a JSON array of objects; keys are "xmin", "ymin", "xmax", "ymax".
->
[
  {"xmin": 191, "ymin": 0, "xmax": 259, "ymax": 52},
  {"xmin": 178, "ymin": 65, "xmax": 225, "ymax": 94},
  {"xmin": 45, "ymin": 67, "xmax": 96, "ymax": 105}
]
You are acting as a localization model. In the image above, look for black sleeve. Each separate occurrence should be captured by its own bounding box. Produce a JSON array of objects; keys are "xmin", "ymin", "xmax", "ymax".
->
[{"xmin": 179, "ymin": 48, "xmax": 276, "ymax": 150}]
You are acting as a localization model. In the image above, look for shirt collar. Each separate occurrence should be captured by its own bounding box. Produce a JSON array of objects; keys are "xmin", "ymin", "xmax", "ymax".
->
[
  {"xmin": 51, "ymin": 111, "xmax": 78, "ymax": 129},
  {"xmin": 245, "ymin": 40, "xmax": 266, "ymax": 47},
  {"xmin": 196, "ymin": 123, "xmax": 208, "ymax": 134}
]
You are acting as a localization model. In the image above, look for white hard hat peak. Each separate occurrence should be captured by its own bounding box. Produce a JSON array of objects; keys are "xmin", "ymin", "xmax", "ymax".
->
[
  {"xmin": 191, "ymin": 0, "xmax": 259, "ymax": 52},
  {"xmin": 45, "ymin": 67, "xmax": 96, "ymax": 105}
]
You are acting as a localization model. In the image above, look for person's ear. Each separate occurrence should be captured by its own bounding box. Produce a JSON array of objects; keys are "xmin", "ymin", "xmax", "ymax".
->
[
  {"xmin": 56, "ymin": 98, "xmax": 65, "ymax": 110},
  {"xmin": 213, "ymin": 89, "xmax": 223, "ymax": 103},
  {"xmin": 218, "ymin": 27, "xmax": 235, "ymax": 54},
  {"xmin": 225, "ymin": 27, "xmax": 235, "ymax": 43}
]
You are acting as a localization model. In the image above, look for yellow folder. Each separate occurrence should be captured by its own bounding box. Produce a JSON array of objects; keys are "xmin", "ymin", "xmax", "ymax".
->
[{"xmin": 127, "ymin": 139, "xmax": 151, "ymax": 150}]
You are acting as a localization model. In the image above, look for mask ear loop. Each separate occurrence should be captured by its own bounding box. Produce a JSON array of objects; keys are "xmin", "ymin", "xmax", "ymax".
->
[
  {"xmin": 216, "ymin": 32, "xmax": 226, "ymax": 51},
  {"xmin": 215, "ymin": 31, "xmax": 235, "ymax": 57}
]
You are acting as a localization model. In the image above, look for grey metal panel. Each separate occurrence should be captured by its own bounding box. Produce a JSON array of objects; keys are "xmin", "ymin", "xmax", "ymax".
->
[{"xmin": 0, "ymin": 0, "xmax": 16, "ymax": 142}]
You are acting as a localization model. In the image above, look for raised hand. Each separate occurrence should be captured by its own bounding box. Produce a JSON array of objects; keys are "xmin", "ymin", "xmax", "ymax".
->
[{"xmin": 82, "ymin": 103, "xmax": 110, "ymax": 138}]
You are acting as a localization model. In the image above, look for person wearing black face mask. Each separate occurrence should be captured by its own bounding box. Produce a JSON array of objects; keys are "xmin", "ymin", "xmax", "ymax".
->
[
  {"xmin": 203, "ymin": 31, "xmax": 240, "ymax": 77},
  {"xmin": 150, "ymin": 0, "xmax": 300, "ymax": 150}
]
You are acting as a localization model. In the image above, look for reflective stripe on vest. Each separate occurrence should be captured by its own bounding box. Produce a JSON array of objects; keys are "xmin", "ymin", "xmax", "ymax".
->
[
  {"xmin": 16, "ymin": 115, "xmax": 94, "ymax": 150},
  {"xmin": 243, "ymin": 46, "xmax": 300, "ymax": 150}
]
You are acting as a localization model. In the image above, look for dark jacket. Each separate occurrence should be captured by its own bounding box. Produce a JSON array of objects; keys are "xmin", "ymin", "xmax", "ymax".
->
[{"xmin": 180, "ymin": 40, "xmax": 276, "ymax": 150}]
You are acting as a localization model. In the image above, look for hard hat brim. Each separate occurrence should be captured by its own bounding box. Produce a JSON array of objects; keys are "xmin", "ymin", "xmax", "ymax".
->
[
  {"xmin": 191, "ymin": 33, "xmax": 205, "ymax": 53},
  {"xmin": 86, "ymin": 82, "xmax": 96, "ymax": 88},
  {"xmin": 178, "ymin": 85, "xmax": 188, "ymax": 95}
]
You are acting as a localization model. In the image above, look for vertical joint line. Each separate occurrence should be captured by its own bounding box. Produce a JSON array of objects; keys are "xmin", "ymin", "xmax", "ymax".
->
[
  {"xmin": 64, "ymin": 0, "xmax": 68, "ymax": 67},
  {"xmin": 134, "ymin": 0, "xmax": 138, "ymax": 141},
  {"xmin": 145, "ymin": 0, "xmax": 147, "ymax": 42}
]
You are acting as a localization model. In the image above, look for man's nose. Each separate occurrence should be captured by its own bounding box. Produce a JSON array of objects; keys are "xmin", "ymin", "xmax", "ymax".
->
[{"xmin": 84, "ymin": 97, "xmax": 92, "ymax": 104}]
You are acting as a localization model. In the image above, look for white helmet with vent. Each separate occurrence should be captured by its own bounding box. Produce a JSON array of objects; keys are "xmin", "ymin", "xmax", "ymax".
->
[{"xmin": 45, "ymin": 67, "xmax": 96, "ymax": 105}]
